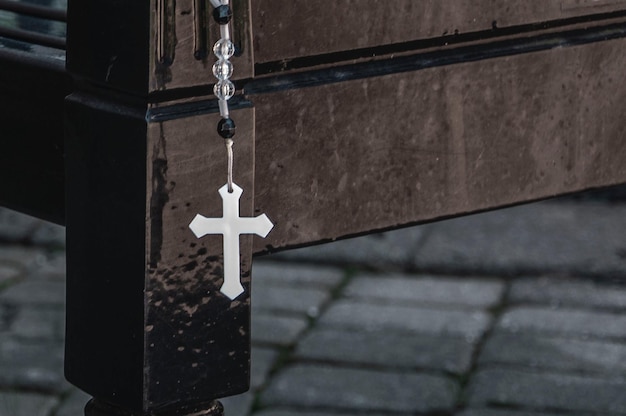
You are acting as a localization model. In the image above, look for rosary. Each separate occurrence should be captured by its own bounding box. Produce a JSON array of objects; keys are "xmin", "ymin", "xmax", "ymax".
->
[{"xmin": 189, "ymin": 0, "xmax": 274, "ymax": 301}]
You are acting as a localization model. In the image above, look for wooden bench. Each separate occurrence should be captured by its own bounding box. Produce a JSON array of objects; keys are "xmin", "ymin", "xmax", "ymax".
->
[{"xmin": 1, "ymin": 1, "xmax": 626, "ymax": 415}]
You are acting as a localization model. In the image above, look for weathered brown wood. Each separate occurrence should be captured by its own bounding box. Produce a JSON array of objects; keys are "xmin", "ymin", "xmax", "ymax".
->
[
  {"xmin": 251, "ymin": 37, "xmax": 626, "ymax": 252},
  {"xmin": 252, "ymin": 0, "xmax": 626, "ymax": 66},
  {"xmin": 8, "ymin": 0, "xmax": 626, "ymax": 225}
]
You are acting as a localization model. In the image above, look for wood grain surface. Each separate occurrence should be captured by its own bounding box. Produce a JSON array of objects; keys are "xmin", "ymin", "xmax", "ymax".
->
[
  {"xmin": 251, "ymin": 37, "xmax": 626, "ymax": 252},
  {"xmin": 251, "ymin": 0, "xmax": 626, "ymax": 64}
]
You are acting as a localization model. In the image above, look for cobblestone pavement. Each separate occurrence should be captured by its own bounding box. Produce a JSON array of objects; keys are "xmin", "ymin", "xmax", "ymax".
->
[{"xmin": 1, "ymin": 190, "xmax": 626, "ymax": 416}]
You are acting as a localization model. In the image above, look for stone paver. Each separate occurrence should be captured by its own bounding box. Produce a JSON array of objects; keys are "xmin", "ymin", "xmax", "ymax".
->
[
  {"xmin": 510, "ymin": 277, "xmax": 626, "ymax": 310},
  {"xmin": 0, "ymin": 337, "xmax": 66, "ymax": 393},
  {"xmin": 2, "ymin": 194, "xmax": 626, "ymax": 416},
  {"xmin": 479, "ymin": 333, "xmax": 626, "ymax": 373},
  {"xmin": 55, "ymin": 388, "xmax": 92, "ymax": 416},
  {"xmin": 219, "ymin": 347, "xmax": 280, "ymax": 416},
  {"xmin": 37, "ymin": 254, "xmax": 66, "ymax": 280},
  {"xmin": 467, "ymin": 368, "xmax": 626, "ymax": 414},
  {"xmin": 0, "ymin": 247, "xmax": 45, "ymax": 274},
  {"xmin": 296, "ymin": 327, "xmax": 474, "ymax": 374},
  {"xmin": 31, "ymin": 223, "xmax": 65, "ymax": 247},
  {"xmin": 271, "ymin": 227, "xmax": 425, "ymax": 270},
  {"xmin": 344, "ymin": 273, "xmax": 505, "ymax": 308},
  {"xmin": 498, "ymin": 306, "xmax": 626, "ymax": 339},
  {"xmin": 0, "ymin": 208, "xmax": 64, "ymax": 248},
  {"xmin": 256, "ymin": 411, "xmax": 394, "ymax": 416},
  {"xmin": 458, "ymin": 409, "xmax": 595, "ymax": 416},
  {"xmin": 0, "ymin": 209, "xmax": 39, "ymax": 242},
  {"xmin": 250, "ymin": 347, "xmax": 279, "ymax": 389},
  {"xmin": 413, "ymin": 203, "xmax": 626, "ymax": 277},
  {"xmin": 320, "ymin": 300, "xmax": 492, "ymax": 340},
  {"xmin": 253, "ymin": 262, "xmax": 344, "ymax": 290},
  {"xmin": 0, "ymin": 280, "xmax": 66, "ymax": 307},
  {"xmin": 0, "ymin": 264, "xmax": 20, "ymax": 286},
  {"xmin": 0, "ymin": 392, "xmax": 58, "ymax": 416},
  {"xmin": 252, "ymin": 285, "xmax": 330, "ymax": 318},
  {"xmin": 221, "ymin": 392, "xmax": 255, "ymax": 416},
  {"xmin": 9, "ymin": 308, "xmax": 65, "ymax": 341},
  {"xmin": 0, "ymin": 303, "xmax": 14, "ymax": 332},
  {"xmin": 261, "ymin": 364, "xmax": 458, "ymax": 414},
  {"xmin": 252, "ymin": 314, "xmax": 309, "ymax": 347}
]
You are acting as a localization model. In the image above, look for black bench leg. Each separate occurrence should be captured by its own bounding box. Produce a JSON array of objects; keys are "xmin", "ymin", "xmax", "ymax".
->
[{"xmin": 65, "ymin": 96, "xmax": 256, "ymax": 416}]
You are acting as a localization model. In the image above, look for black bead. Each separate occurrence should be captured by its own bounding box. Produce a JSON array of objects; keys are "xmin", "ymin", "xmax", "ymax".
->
[
  {"xmin": 217, "ymin": 118, "xmax": 236, "ymax": 139},
  {"xmin": 213, "ymin": 5, "xmax": 232, "ymax": 25}
]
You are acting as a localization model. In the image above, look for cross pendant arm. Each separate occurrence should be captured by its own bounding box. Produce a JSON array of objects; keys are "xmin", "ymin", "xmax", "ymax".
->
[{"xmin": 189, "ymin": 183, "xmax": 274, "ymax": 300}]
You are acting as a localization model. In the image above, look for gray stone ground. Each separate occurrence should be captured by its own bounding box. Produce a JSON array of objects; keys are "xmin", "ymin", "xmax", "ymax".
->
[{"xmin": 1, "ymin": 189, "xmax": 626, "ymax": 416}]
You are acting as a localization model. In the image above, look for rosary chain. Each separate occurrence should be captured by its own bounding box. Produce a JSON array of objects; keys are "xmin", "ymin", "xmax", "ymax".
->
[{"xmin": 210, "ymin": 0, "xmax": 236, "ymax": 192}]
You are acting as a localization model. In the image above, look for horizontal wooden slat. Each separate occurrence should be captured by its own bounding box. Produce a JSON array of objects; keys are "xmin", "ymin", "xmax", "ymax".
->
[
  {"xmin": 150, "ymin": 0, "xmax": 626, "ymax": 98},
  {"xmin": 5, "ymin": 2, "xmax": 626, "ymax": 232},
  {"xmin": 251, "ymin": 0, "xmax": 626, "ymax": 65},
  {"xmin": 251, "ymin": 37, "xmax": 626, "ymax": 252}
]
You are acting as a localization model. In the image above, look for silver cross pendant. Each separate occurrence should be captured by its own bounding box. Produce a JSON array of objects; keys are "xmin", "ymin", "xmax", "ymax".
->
[{"xmin": 189, "ymin": 183, "xmax": 274, "ymax": 300}]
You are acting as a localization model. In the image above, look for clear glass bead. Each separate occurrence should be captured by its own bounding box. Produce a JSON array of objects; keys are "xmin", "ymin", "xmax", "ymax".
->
[
  {"xmin": 212, "ymin": 59, "xmax": 233, "ymax": 80},
  {"xmin": 213, "ymin": 38, "xmax": 235, "ymax": 60},
  {"xmin": 214, "ymin": 80, "xmax": 235, "ymax": 100}
]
